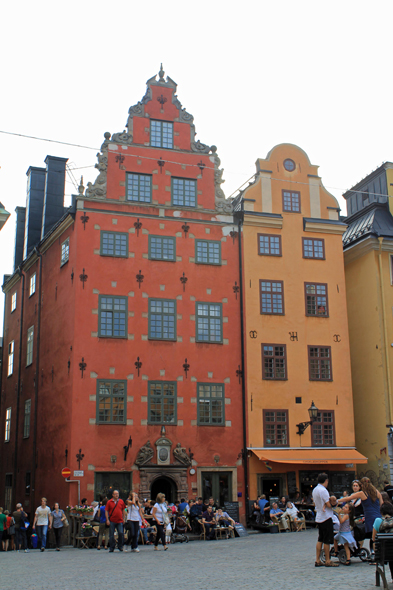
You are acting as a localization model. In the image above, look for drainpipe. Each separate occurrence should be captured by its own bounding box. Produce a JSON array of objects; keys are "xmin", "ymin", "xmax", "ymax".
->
[
  {"xmin": 237, "ymin": 212, "xmax": 249, "ymax": 522},
  {"xmin": 13, "ymin": 267, "xmax": 25, "ymax": 505},
  {"xmin": 378, "ymin": 237, "xmax": 392, "ymax": 426},
  {"xmin": 31, "ymin": 247, "xmax": 42, "ymax": 513}
]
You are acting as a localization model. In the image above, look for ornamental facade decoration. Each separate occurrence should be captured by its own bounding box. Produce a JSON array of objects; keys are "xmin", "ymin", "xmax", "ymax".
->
[{"xmin": 85, "ymin": 65, "xmax": 233, "ymax": 213}]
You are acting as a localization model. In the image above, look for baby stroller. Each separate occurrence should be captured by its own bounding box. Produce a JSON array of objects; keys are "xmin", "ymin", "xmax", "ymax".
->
[
  {"xmin": 171, "ymin": 515, "xmax": 189, "ymax": 544},
  {"xmin": 323, "ymin": 518, "xmax": 370, "ymax": 564}
]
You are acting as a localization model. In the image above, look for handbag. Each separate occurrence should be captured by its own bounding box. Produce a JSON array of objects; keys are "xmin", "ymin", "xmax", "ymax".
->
[{"xmin": 8, "ymin": 517, "xmax": 15, "ymax": 536}]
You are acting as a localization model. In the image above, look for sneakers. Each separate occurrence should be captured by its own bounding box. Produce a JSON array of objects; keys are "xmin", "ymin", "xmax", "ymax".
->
[
  {"xmin": 40, "ymin": 548, "xmax": 45, "ymax": 552},
  {"xmin": 132, "ymin": 549, "xmax": 140, "ymax": 553},
  {"xmin": 123, "ymin": 547, "xmax": 128, "ymax": 552},
  {"xmin": 24, "ymin": 549, "xmax": 29, "ymax": 553}
]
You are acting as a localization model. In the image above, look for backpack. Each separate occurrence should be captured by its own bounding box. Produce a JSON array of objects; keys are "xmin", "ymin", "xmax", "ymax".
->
[{"xmin": 379, "ymin": 516, "xmax": 393, "ymax": 533}]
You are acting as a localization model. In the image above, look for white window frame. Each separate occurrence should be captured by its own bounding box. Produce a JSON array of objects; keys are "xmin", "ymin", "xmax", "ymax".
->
[
  {"xmin": 24, "ymin": 400, "xmax": 31, "ymax": 438},
  {"xmin": 26, "ymin": 326, "xmax": 34, "ymax": 366},
  {"xmin": 29, "ymin": 273, "xmax": 36, "ymax": 296},
  {"xmin": 11, "ymin": 292, "xmax": 17, "ymax": 312},
  {"xmin": 61, "ymin": 238, "xmax": 69, "ymax": 266},
  {"xmin": 8, "ymin": 341, "xmax": 14, "ymax": 376},
  {"xmin": 5, "ymin": 408, "xmax": 11, "ymax": 442}
]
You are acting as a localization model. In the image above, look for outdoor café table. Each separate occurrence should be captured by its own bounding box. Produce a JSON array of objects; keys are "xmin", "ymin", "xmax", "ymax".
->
[{"xmin": 215, "ymin": 526, "xmax": 234, "ymax": 540}]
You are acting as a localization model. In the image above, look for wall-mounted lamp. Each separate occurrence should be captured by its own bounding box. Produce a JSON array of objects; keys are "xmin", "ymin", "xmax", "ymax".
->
[{"xmin": 296, "ymin": 401, "xmax": 318, "ymax": 435}]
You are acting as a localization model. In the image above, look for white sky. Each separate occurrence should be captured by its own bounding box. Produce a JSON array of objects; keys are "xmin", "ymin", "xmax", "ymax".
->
[{"xmin": 1, "ymin": 0, "xmax": 392, "ymax": 332}]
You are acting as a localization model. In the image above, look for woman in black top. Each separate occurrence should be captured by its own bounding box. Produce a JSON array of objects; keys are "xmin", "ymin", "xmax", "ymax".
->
[{"xmin": 351, "ymin": 480, "xmax": 363, "ymax": 518}]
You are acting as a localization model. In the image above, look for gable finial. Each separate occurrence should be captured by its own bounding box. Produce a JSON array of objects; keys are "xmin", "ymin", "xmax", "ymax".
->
[{"xmin": 159, "ymin": 63, "xmax": 165, "ymax": 82}]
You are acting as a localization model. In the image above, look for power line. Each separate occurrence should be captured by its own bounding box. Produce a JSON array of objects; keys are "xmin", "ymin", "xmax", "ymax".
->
[{"xmin": 0, "ymin": 130, "xmax": 98, "ymax": 151}]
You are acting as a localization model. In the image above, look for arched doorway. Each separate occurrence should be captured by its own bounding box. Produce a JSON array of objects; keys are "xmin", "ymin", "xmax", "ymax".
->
[{"xmin": 150, "ymin": 476, "xmax": 177, "ymax": 504}]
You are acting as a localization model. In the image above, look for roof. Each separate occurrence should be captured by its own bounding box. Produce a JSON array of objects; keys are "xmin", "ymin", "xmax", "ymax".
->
[
  {"xmin": 343, "ymin": 202, "xmax": 393, "ymax": 247},
  {"xmin": 343, "ymin": 161, "xmax": 393, "ymax": 199}
]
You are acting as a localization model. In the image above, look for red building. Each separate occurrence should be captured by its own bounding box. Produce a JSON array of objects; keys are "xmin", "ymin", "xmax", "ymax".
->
[{"xmin": 1, "ymin": 67, "xmax": 245, "ymax": 522}]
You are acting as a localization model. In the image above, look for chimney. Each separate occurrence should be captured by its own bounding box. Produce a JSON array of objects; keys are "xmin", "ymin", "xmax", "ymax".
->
[
  {"xmin": 41, "ymin": 155, "xmax": 68, "ymax": 239},
  {"xmin": 13, "ymin": 206, "xmax": 26, "ymax": 271},
  {"xmin": 23, "ymin": 167, "xmax": 46, "ymax": 260}
]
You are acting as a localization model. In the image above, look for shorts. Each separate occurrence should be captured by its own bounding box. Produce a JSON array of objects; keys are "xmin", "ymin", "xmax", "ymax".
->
[{"xmin": 317, "ymin": 518, "xmax": 334, "ymax": 545}]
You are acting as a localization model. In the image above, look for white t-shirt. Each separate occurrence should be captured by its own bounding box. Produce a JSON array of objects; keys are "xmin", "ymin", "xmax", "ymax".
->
[
  {"xmin": 312, "ymin": 483, "xmax": 333, "ymax": 523},
  {"xmin": 127, "ymin": 504, "xmax": 140, "ymax": 522},
  {"xmin": 154, "ymin": 503, "xmax": 167, "ymax": 525},
  {"xmin": 35, "ymin": 506, "xmax": 51, "ymax": 525}
]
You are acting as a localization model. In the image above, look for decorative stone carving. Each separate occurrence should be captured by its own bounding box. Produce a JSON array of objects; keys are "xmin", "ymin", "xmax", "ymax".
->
[
  {"xmin": 179, "ymin": 108, "xmax": 194, "ymax": 123},
  {"xmin": 191, "ymin": 140, "xmax": 210, "ymax": 153},
  {"xmin": 155, "ymin": 437, "xmax": 172, "ymax": 466},
  {"xmin": 85, "ymin": 133, "xmax": 110, "ymax": 199},
  {"xmin": 135, "ymin": 441, "xmax": 154, "ymax": 466},
  {"xmin": 111, "ymin": 131, "xmax": 133, "ymax": 145},
  {"xmin": 173, "ymin": 443, "xmax": 192, "ymax": 466},
  {"xmin": 210, "ymin": 145, "xmax": 232, "ymax": 214},
  {"xmin": 139, "ymin": 467, "xmax": 189, "ymax": 501}
]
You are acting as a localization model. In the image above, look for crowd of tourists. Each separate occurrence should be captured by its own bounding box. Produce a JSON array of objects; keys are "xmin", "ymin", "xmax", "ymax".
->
[{"xmin": 0, "ymin": 491, "xmax": 236, "ymax": 552}]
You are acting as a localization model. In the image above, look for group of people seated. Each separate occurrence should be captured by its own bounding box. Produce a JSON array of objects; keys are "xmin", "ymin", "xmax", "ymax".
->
[
  {"xmin": 253, "ymin": 495, "xmax": 306, "ymax": 531},
  {"xmin": 172, "ymin": 497, "xmax": 236, "ymax": 540}
]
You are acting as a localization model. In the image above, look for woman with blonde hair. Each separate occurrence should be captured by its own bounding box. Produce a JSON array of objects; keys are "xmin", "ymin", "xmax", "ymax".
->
[
  {"xmin": 338, "ymin": 477, "xmax": 382, "ymax": 553},
  {"xmin": 152, "ymin": 493, "xmax": 169, "ymax": 551}
]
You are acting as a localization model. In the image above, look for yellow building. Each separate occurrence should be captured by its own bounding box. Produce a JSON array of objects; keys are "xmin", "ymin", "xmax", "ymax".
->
[
  {"xmin": 234, "ymin": 144, "xmax": 366, "ymax": 505},
  {"xmin": 343, "ymin": 162, "xmax": 393, "ymax": 488}
]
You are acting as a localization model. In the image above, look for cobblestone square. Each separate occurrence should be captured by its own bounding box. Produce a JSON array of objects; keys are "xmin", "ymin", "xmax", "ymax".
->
[{"xmin": 3, "ymin": 529, "xmax": 385, "ymax": 590}]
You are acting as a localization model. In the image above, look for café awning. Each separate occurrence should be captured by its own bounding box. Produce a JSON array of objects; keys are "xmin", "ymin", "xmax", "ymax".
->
[{"xmin": 250, "ymin": 448, "xmax": 367, "ymax": 465}]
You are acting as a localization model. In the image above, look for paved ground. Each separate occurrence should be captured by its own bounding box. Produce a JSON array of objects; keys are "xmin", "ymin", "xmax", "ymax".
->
[{"xmin": 2, "ymin": 529, "xmax": 388, "ymax": 590}]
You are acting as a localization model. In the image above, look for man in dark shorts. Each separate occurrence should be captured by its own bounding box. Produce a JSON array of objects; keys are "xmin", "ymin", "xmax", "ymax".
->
[{"xmin": 312, "ymin": 473, "xmax": 338, "ymax": 567}]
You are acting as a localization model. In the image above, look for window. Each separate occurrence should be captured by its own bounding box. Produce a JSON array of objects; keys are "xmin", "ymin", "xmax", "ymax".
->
[
  {"xmin": 305, "ymin": 283, "xmax": 328, "ymax": 317},
  {"xmin": 283, "ymin": 159, "xmax": 296, "ymax": 172},
  {"xmin": 149, "ymin": 236, "xmax": 176, "ymax": 261},
  {"xmin": 260, "ymin": 280, "xmax": 284, "ymax": 315},
  {"xmin": 23, "ymin": 400, "xmax": 31, "ymax": 438},
  {"xmin": 7, "ymin": 341, "xmax": 14, "ymax": 377},
  {"xmin": 5, "ymin": 408, "xmax": 11, "ymax": 442},
  {"xmin": 263, "ymin": 410, "xmax": 288, "ymax": 446},
  {"xmin": 97, "ymin": 380, "xmax": 126, "ymax": 424},
  {"xmin": 258, "ymin": 234, "xmax": 282, "ymax": 256},
  {"xmin": 197, "ymin": 383, "xmax": 225, "ymax": 425},
  {"xmin": 312, "ymin": 411, "xmax": 335, "ymax": 446},
  {"xmin": 148, "ymin": 299, "xmax": 176, "ymax": 340},
  {"xmin": 98, "ymin": 296, "xmax": 127, "ymax": 338},
  {"xmin": 303, "ymin": 238, "xmax": 325, "ymax": 259},
  {"xmin": 196, "ymin": 302, "xmax": 222, "ymax": 343},
  {"xmin": 148, "ymin": 382, "xmax": 177, "ymax": 424},
  {"xmin": 61, "ymin": 238, "xmax": 69, "ymax": 266},
  {"xmin": 126, "ymin": 173, "xmax": 152, "ymax": 203},
  {"xmin": 282, "ymin": 190, "xmax": 300, "ymax": 212},
  {"xmin": 195, "ymin": 240, "xmax": 221, "ymax": 265},
  {"xmin": 100, "ymin": 231, "xmax": 128, "ymax": 257},
  {"xmin": 11, "ymin": 292, "xmax": 16, "ymax": 312},
  {"xmin": 150, "ymin": 120, "xmax": 173, "ymax": 149},
  {"xmin": 262, "ymin": 344, "xmax": 287, "ymax": 380},
  {"xmin": 26, "ymin": 326, "xmax": 34, "ymax": 366},
  {"xmin": 308, "ymin": 346, "xmax": 332, "ymax": 381},
  {"xmin": 172, "ymin": 178, "xmax": 197, "ymax": 207},
  {"xmin": 29, "ymin": 273, "xmax": 36, "ymax": 296}
]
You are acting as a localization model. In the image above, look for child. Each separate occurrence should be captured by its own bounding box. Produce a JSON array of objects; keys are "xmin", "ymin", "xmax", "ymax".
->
[{"xmin": 333, "ymin": 503, "xmax": 356, "ymax": 565}]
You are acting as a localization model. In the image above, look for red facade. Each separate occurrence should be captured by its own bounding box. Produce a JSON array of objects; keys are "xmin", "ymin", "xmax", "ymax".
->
[{"xmin": 1, "ymin": 68, "xmax": 245, "ymax": 522}]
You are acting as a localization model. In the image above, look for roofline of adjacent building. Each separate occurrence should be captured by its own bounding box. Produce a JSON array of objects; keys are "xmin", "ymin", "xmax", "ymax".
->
[{"xmin": 343, "ymin": 162, "xmax": 393, "ymax": 199}]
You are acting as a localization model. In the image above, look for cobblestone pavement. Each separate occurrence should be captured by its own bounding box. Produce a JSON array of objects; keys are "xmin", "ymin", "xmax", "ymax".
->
[{"xmin": 3, "ymin": 529, "xmax": 387, "ymax": 590}]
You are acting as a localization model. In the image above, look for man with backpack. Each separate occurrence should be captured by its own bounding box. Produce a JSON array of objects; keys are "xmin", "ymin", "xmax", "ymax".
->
[{"xmin": 105, "ymin": 490, "xmax": 126, "ymax": 552}]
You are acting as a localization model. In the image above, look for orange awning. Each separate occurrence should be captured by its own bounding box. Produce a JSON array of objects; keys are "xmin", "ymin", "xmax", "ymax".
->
[{"xmin": 251, "ymin": 448, "xmax": 367, "ymax": 465}]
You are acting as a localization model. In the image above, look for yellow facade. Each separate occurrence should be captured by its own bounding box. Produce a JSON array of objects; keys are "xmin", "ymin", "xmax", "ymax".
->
[
  {"xmin": 345, "ymin": 235, "xmax": 393, "ymax": 487},
  {"xmin": 237, "ymin": 144, "xmax": 366, "ymax": 503}
]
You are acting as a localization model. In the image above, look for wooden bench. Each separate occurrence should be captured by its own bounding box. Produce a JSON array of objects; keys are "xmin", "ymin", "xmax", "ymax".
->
[{"xmin": 374, "ymin": 533, "xmax": 393, "ymax": 589}]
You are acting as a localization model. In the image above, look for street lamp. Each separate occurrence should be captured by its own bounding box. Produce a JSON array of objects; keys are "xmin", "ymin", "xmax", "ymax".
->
[{"xmin": 296, "ymin": 401, "xmax": 318, "ymax": 435}]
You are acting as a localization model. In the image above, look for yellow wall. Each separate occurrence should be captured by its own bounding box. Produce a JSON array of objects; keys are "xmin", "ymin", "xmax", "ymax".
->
[
  {"xmin": 241, "ymin": 144, "xmax": 357, "ymax": 498},
  {"xmin": 345, "ymin": 239, "xmax": 393, "ymax": 486}
]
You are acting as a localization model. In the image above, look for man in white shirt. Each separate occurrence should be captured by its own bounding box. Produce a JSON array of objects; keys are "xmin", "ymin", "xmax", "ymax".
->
[{"xmin": 312, "ymin": 473, "xmax": 338, "ymax": 568}]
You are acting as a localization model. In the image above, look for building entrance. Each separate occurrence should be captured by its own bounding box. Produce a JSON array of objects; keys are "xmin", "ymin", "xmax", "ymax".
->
[
  {"xmin": 150, "ymin": 476, "xmax": 177, "ymax": 504},
  {"xmin": 259, "ymin": 476, "xmax": 283, "ymax": 501}
]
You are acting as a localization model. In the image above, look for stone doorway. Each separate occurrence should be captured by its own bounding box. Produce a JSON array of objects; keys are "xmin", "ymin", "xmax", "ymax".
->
[
  {"xmin": 150, "ymin": 476, "xmax": 177, "ymax": 504},
  {"xmin": 139, "ymin": 467, "xmax": 188, "ymax": 501}
]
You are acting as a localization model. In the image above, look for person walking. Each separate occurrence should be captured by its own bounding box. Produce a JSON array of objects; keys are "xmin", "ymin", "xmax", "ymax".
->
[
  {"xmin": 105, "ymin": 490, "xmax": 126, "ymax": 552},
  {"xmin": 13, "ymin": 504, "xmax": 29, "ymax": 552},
  {"xmin": 312, "ymin": 473, "xmax": 338, "ymax": 568},
  {"xmin": 51, "ymin": 503, "xmax": 66, "ymax": 551},
  {"xmin": 2, "ymin": 510, "xmax": 13, "ymax": 551},
  {"xmin": 125, "ymin": 492, "xmax": 143, "ymax": 553},
  {"xmin": 152, "ymin": 493, "xmax": 169, "ymax": 551},
  {"xmin": 97, "ymin": 498, "xmax": 109, "ymax": 550},
  {"xmin": 33, "ymin": 498, "xmax": 51, "ymax": 552},
  {"xmin": 0, "ymin": 508, "xmax": 6, "ymax": 549},
  {"xmin": 338, "ymin": 476, "xmax": 382, "ymax": 555}
]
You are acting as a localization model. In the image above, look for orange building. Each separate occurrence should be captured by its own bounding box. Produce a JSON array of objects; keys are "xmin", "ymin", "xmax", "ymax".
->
[
  {"xmin": 234, "ymin": 144, "xmax": 366, "ymax": 503},
  {"xmin": 0, "ymin": 67, "xmax": 245, "ymax": 522}
]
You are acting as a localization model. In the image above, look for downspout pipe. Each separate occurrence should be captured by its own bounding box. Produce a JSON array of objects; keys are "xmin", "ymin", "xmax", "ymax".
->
[
  {"xmin": 31, "ymin": 247, "xmax": 42, "ymax": 514},
  {"xmin": 13, "ymin": 267, "xmax": 25, "ymax": 505},
  {"xmin": 378, "ymin": 237, "xmax": 392, "ymax": 426},
  {"xmin": 237, "ymin": 209, "xmax": 249, "ymax": 522}
]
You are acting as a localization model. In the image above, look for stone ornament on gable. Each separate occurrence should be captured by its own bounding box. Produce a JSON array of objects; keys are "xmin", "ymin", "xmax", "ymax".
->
[
  {"xmin": 173, "ymin": 442, "xmax": 192, "ymax": 466},
  {"xmin": 135, "ymin": 440, "xmax": 154, "ymax": 466},
  {"xmin": 210, "ymin": 145, "xmax": 232, "ymax": 214},
  {"xmin": 85, "ymin": 132, "xmax": 110, "ymax": 199},
  {"xmin": 111, "ymin": 131, "xmax": 133, "ymax": 146},
  {"xmin": 191, "ymin": 139, "xmax": 210, "ymax": 153}
]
